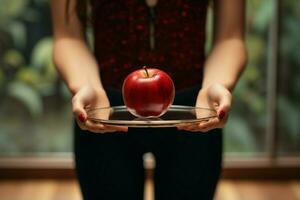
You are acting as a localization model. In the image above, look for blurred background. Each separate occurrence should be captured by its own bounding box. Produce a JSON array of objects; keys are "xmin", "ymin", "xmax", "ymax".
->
[{"xmin": 0, "ymin": 0, "xmax": 299, "ymax": 200}]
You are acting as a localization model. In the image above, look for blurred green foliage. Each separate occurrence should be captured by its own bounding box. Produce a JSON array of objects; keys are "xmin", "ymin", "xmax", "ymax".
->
[
  {"xmin": 0, "ymin": 0, "xmax": 71, "ymax": 117},
  {"xmin": 277, "ymin": 0, "xmax": 300, "ymax": 153},
  {"xmin": 224, "ymin": 0, "xmax": 272, "ymax": 153},
  {"xmin": 0, "ymin": 0, "xmax": 72, "ymax": 153},
  {"xmin": 224, "ymin": 0, "xmax": 300, "ymax": 154}
]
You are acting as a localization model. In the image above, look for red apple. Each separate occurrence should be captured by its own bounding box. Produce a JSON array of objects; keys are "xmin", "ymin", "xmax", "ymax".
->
[{"xmin": 122, "ymin": 66, "xmax": 175, "ymax": 118}]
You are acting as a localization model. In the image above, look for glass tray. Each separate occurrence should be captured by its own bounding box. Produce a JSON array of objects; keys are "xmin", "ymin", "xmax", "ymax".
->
[{"xmin": 86, "ymin": 105, "xmax": 217, "ymax": 128}]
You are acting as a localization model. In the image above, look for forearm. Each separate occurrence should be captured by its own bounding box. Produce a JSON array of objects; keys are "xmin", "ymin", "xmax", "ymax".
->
[
  {"xmin": 53, "ymin": 38, "xmax": 103, "ymax": 95},
  {"xmin": 51, "ymin": 0, "xmax": 103, "ymax": 95},
  {"xmin": 202, "ymin": 38, "xmax": 246, "ymax": 92}
]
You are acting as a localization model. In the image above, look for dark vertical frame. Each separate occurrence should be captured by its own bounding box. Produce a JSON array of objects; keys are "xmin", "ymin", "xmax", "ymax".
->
[{"xmin": 266, "ymin": 0, "xmax": 280, "ymax": 162}]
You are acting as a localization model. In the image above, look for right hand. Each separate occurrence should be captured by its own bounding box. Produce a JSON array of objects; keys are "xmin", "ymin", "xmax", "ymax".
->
[{"xmin": 72, "ymin": 85, "xmax": 128, "ymax": 133}]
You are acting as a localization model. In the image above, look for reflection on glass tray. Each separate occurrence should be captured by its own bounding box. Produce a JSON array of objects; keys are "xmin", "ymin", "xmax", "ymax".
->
[{"xmin": 86, "ymin": 105, "xmax": 217, "ymax": 128}]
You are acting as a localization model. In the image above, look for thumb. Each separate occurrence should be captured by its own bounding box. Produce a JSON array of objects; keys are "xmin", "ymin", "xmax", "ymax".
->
[
  {"xmin": 206, "ymin": 83, "xmax": 232, "ymax": 119},
  {"xmin": 217, "ymin": 93, "xmax": 231, "ymax": 120},
  {"xmin": 72, "ymin": 96, "xmax": 87, "ymax": 122}
]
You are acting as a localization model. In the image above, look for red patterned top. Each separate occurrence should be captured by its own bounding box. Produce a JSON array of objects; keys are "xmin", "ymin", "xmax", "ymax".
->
[{"xmin": 90, "ymin": 0, "xmax": 208, "ymax": 90}]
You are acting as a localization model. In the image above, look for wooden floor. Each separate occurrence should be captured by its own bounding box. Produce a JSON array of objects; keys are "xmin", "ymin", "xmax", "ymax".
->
[{"xmin": 0, "ymin": 179, "xmax": 299, "ymax": 200}]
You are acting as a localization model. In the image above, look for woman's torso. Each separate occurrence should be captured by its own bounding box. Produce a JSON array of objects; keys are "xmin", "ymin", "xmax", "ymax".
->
[{"xmin": 90, "ymin": 0, "xmax": 208, "ymax": 90}]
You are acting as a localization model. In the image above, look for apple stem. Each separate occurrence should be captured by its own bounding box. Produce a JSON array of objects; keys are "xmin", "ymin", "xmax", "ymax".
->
[{"xmin": 143, "ymin": 66, "xmax": 150, "ymax": 78}]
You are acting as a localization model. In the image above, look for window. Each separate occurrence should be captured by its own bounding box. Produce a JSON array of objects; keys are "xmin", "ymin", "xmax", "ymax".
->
[
  {"xmin": 0, "ymin": 0, "xmax": 299, "ymax": 170},
  {"xmin": 0, "ymin": 0, "xmax": 73, "ymax": 155}
]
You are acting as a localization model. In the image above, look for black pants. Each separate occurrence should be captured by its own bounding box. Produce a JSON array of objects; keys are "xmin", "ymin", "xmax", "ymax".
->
[{"xmin": 74, "ymin": 85, "xmax": 223, "ymax": 200}]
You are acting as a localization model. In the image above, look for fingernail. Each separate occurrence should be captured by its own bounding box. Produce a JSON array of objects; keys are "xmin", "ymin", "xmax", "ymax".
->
[
  {"xmin": 79, "ymin": 114, "xmax": 86, "ymax": 122},
  {"xmin": 219, "ymin": 111, "xmax": 225, "ymax": 119}
]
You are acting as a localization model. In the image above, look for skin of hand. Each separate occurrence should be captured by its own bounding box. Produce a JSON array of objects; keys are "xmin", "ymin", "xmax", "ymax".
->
[
  {"xmin": 177, "ymin": 83, "xmax": 231, "ymax": 132},
  {"xmin": 72, "ymin": 85, "xmax": 128, "ymax": 133}
]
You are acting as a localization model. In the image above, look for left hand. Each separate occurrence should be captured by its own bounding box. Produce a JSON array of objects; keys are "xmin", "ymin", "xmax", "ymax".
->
[{"xmin": 177, "ymin": 83, "xmax": 232, "ymax": 132}]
